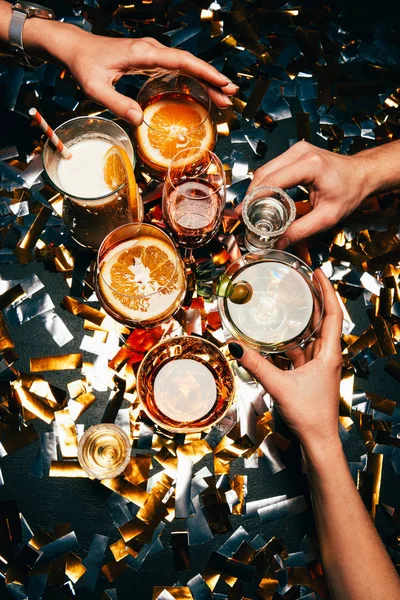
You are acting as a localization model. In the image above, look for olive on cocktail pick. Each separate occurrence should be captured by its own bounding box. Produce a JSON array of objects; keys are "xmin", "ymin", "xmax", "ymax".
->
[
  {"xmin": 216, "ymin": 275, "xmax": 253, "ymax": 304},
  {"xmin": 229, "ymin": 281, "xmax": 253, "ymax": 304}
]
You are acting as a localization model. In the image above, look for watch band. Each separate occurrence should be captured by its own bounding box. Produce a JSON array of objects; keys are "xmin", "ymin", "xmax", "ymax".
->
[
  {"xmin": 9, "ymin": 7, "xmax": 27, "ymax": 51},
  {"xmin": 8, "ymin": 3, "xmax": 55, "ymax": 68}
]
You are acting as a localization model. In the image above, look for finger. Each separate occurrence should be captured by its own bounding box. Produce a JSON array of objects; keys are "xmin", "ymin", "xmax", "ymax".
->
[
  {"xmin": 206, "ymin": 87, "xmax": 233, "ymax": 108},
  {"xmin": 313, "ymin": 269, "xmax": 343, "ymax": 356},
  {"xmin": 248, "ymin": 141, "xmax": 315, "ymax": 193},
  {"xmin": 86, "ymin": 80, "xmax": 143, "ymax": 125},
  {"xmin": 275, "ymin": 204, "xmax": 337, "ymax": 249},
  {"xmin": 228, "ymin": 341, "xmax": 285, "ymax": 398},
  {"xmin": 149, "ymin": 47, "xmax": 233, "ymax": 88},
  {"xmin": 285, "ymin": 347, "xmax": 307, "ymax": 368}
]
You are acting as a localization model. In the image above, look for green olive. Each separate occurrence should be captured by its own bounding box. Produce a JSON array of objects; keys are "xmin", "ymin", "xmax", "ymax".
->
[{"xmin": 229, "ymin": 281, "xmax": 253, "ymax": 304}]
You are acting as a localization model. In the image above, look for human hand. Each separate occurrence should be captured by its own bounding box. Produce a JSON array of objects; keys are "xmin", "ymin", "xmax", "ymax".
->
[
  {"xmin": 53, "ymin": 29, "xmax": 238, "ymax": 125},
  {"xmin": 228, "ymin": 269, "xmax": 343, "ymax": 454},
  {"xmin": 245, "ymin": 141, "xmax": 371, "ymax": 249}
]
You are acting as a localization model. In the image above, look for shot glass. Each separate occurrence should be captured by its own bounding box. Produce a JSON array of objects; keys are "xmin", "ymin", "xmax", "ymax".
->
[
  {"xmin": 78, "ymin": 423, "xmax": 131, "ymax": 479},
  {"xmin": 242, "ymin": 186, "xmax": 296, "ymax": 252}
]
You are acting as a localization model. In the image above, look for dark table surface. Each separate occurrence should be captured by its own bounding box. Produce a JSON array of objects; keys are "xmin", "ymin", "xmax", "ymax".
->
[{"xmin": 1, "ymin": 2, "xmax": 400, "ymax": 600}]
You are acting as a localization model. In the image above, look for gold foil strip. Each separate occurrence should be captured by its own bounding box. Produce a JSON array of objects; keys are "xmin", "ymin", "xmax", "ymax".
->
[
  {"xmin": 231, "ymin": 475, "xmax": 246, "ymax": 515},
  {"xmin": 62, "ymin": 297, "xmax": 105, "ymax": 327},
  {"xmin": 101, "ymin": 559, "xmax": 128, "ymax": 582},
  {"xmin": 0, "ymin": 421, "xmax": 38, "ymax": 455},
  {"xmin": 154, "ymin": 446, "xmax": 178, "ymax": 476},
  {"xmin": 385, "ymin": 359, "xmax": 400, "ymax": 382},
  {"xmin": 65, "ymin": 553, "xmax": 87, "ymax": 583},
  {"xmin": 54, "ymin": 246, "xmax": 75, "ymax": 273},
  {"xmin": 152, "ymin": 587, "xmax": 193, "ymax": 600},
  {"xmin": 67, "ymin": 379, "xmax": 88, "ymax": 399},
  {"xmin": 101, "ymin": 478, "xmax": 150, "ymax": 507},
  {"xmin": 71, "ymin": 392, "xmax": 96, "ymax": 420},
  {"xmin": 176, "ymin": 440, "xmax": 212, "ymax": 464},
  {"xmin": 257, "ymin": 577, "xmax": 279, "ymax": 599},
  {"xmin": 54, "ymin": 409, "xmax": 78, "ymax": 458},
  {"xmin": 11, "ymin": 384, "xmax": 55, "ymax": 424},
  {"xmin": 49, "ymin": 461, "xmax": 88, "ymax": 477},
  {"xmin": 30, "ymin": 354, "xmax": 83, "ymax": 372},
  {"xmin": 365, "ymin": 392, "xmax": 396, "ymax": 415},
  {"xmin": 0, "ymin": 284, "xmax": 26, "ymax": 310},
  {"xmin": 370, "ymin": 316, "xmax": 396, "ymax": 356},
  {"xmin": 14, "ymin": 205, "xmax": 53, "ymax": 264},
  {"xmin": 110, "ymin": 539, "xmax": 131, "ymax": 562},
  {"xmin": 0, "ymin": 313, "xmax": 14, "ymax": 352}
]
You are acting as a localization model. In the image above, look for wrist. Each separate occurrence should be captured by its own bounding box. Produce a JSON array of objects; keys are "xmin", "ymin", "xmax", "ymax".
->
[
  {"xmin": 23, "ymin": 17, "xmax": 88, "ymax": 67},
  {"xmin": 301, "ymin": 436, "xmax": 344, "ymax": 471},
  {"xmin": 350, "ymin": 151, "xmax": 378, "ymax": 201}
]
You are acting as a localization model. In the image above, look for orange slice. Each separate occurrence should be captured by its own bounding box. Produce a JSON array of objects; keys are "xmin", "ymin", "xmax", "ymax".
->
[
  {"xmin": 136, "ymin": 97, "xmax": 214, "ymax": 169},
  {"xmin": 103, "ymin": 145, "xmax": 142, "ymax": 221},
  {"xmin": 99, "ymin": 237, "xmax": 180, "ymax": 319}
]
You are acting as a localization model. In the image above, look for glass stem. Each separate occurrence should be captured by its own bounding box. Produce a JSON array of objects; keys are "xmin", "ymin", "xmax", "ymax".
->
[{"xmin": 184, "ymin": 247, "xmax": 195, "ymax": 264}]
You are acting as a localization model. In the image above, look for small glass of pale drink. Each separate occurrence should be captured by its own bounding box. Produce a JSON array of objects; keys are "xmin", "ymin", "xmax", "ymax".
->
[{"xmin": 43, "ymin": 116, "xmax": 143, "ymax": 249}]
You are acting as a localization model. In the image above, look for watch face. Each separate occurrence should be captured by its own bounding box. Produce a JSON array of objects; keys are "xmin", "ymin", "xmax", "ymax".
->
[{"xmin": 14, "ymin": 2, "xmax": 55, "ymax": 16}]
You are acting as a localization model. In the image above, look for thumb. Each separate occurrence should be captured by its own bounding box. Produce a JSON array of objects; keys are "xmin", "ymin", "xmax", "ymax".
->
[
  {"xmin": 85, "ymin": 81, "xmax": 144, "ymax": 126},
  {"xmin": 276, "ymin": 205, "xmax": 334, "ymax": 250},
  {"xmin": 228, "ymin": 341, "xmax": 285, "ymax": 399}
]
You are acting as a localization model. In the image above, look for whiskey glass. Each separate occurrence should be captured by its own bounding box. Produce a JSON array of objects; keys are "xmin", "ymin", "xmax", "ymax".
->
[
  {"xmin": 134, "ymin": 70, "xmax": 217, "ymax": 179},
  {"xmin": 137, "ymin": 336, "xmax": 235, "ymax": 433},
  {"xmin": 43, "ymin": 116, "xmax": 143, "ymax": 249},
  {"xmin": 218, "ymin": 250, "xmax": 324, "ymax": 354},
  {"xmin": 162, "ymin": 147, "xmax": 226, "ymax": 264},
  {"xmin": 95, "ymin": 223, "xmax": 186, "ymax": 329}
]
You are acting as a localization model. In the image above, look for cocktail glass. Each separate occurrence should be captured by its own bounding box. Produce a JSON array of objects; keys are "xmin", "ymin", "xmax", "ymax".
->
[
  {"xmin": 134, "ymin": 70, "xmax": 217, "ymax": 180},
  {"xmin": 95, "ymin": 222, "xmax": 186, "ymax": 329},
  {"xmin": 218, "ymin": 250, "xmax": 324, "ymax": 354},
  {"xmin": 43, "ymin": 116, "xmax": 143, "ymax": 249}
]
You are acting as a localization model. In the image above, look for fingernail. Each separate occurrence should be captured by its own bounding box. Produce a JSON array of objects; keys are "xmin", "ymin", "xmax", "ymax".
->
[
  {"xmin": 223, "ymin": 97, "xmax": 233, "ymax": 106},
  {"xmin": 276, "ymin": 236, "xmax": 290, "ymax": 250},
  {"xmin": 227, "ymin": 84, "xmax": 239, "ymax": 92},
  {"xmin": 220, "ymin": 74, "xmax": 232, "ymax": 84},
  {"xmin": 228, "ymin": 342, "xmax": 244, "ymax": 359},
  {"xmin": 127, "ymin": 108, "xmax": 142, "ymax": 124}
]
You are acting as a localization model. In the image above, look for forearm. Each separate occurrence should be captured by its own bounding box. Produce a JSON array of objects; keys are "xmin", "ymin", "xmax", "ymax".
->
[
  {"xmin": 0, "ymin": 1, "xmax": 89, "ymax": 66},
  {"xmin": 304, "ymin": 441, "xmax": 400, "ymax": 600},
  {"xmin": 354, "ymin": 140, "xmax": 400, "ymax": 198}
]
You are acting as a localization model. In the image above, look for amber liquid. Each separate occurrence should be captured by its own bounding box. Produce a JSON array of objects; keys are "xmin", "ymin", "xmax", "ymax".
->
[
  {"xmin": 134, "ymin": 92, "xmax": 217, "ymax": 180},
  {"xmin": 137, "ymin": 336, "xmax": 235, "ymax": 433},
  {"xmin": 163, "ymin": 179, "xmax": 223, "ymax": 248}
]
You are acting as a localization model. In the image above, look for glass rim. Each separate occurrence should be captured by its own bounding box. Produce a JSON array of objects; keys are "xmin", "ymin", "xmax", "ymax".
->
[
  {"xmin": 242, "ymin": 185, "xmax": 296, "ymax": 238},
  {"xmin": 218, "ymin": 250, "xmax": 325, "ymax": 351},
  {"xmin": 138, "ymin": 69, "xmax": 212, "ymax": 135},
  {"xmin": 136, "ymin": 334, "xmax": 236, "ymax": 434},
  {"xmin": 42, "ymin": 115, "xmax": 135, "ymax": 201},
  {"xmin": 166, "ymin": 147, "xmax": 226, "ymax": 199},
  {"xmin": 77, "ymin": 422, "xmax": 131, "ymax": 479},
  {"xmin": 97, "ymin": 222, "xmax": 182, "ymax": 300}
]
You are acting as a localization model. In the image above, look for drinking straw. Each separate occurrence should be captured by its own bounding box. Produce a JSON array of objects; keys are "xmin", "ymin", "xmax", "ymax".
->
[{"xmin": 29, "ymin": 108, "xmax": 72, "ymax": 159}]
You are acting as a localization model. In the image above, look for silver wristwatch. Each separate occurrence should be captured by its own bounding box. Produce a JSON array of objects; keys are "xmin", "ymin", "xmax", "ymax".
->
[{"xmin": 9, "ymin": 1, "xmax": 55, "ymax": 67}]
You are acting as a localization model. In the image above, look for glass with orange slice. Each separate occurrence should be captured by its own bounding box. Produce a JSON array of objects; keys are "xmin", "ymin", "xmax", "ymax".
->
[
  {"xmin": 134, "ymin": 71, "xmax": 217, "ymax": 180},
  {"xmin": 42, "ymin": 116, "xmax": 143, "ymax": 249},
  {"xmin": 95, "ymin": 222, "xmax": 186, "ymax": 329}
]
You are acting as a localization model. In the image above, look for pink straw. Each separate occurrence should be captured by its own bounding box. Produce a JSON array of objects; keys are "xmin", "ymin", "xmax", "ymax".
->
[{"xmin": 29, "ymin": 108, "xmax": 72, "ymax": 160}]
